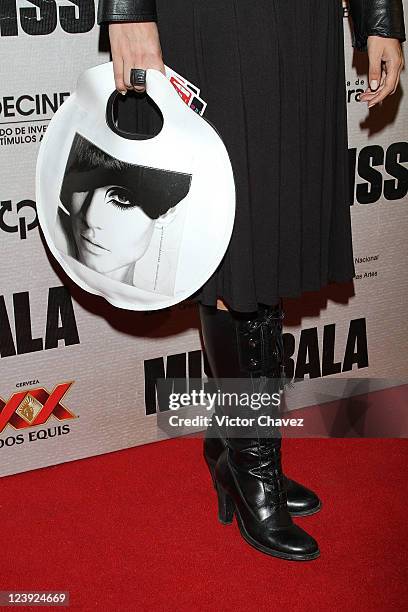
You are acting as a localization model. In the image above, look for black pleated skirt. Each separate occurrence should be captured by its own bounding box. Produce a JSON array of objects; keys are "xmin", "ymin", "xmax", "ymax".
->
[{"xmin": 121, "ymin": 0, "xmax": 356, "ymax": 312}]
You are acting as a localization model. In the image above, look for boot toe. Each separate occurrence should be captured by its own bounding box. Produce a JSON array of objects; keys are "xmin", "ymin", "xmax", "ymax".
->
[
  {"xmin": 286, "ymin": 478, "xmax": 322, "ymax": 516},
  {"xmin": 261, "ymin": 523, "xmax": 320, "ymax": 560},
  {"xmin": 280, "ymin": 524, "xmax": 320, "ymax": 558}
]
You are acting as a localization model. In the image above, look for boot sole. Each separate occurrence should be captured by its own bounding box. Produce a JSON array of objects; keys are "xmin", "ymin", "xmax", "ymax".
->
[{"xmin": 289, "ymin": 501, "xmax": 322, "ymax": 517}]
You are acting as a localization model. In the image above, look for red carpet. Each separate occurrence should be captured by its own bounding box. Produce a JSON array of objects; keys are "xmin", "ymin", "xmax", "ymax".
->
[{"xmin": 1, "ymin": 435, "xmax": 408, "ymax": 611}]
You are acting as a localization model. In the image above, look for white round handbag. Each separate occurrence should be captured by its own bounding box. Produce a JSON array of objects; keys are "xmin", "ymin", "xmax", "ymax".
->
[{"xmin": 35, "ymin": 61, "xmax": 236, "ymax": 310}]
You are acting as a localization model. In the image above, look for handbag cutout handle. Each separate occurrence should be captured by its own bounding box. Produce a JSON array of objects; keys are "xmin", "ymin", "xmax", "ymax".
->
[
  {"xmin": 105, "ymin": 67, "xmax": 186, "ymax": 141},
  {"xmin": 105, "ymin": 89, "xmax": 163, "ymax": 141}
]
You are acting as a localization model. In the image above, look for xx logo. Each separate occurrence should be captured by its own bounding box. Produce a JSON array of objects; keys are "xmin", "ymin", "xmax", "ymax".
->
[
  {"xmin": 0, "ymin": 199, "xmax": 38, "ymax": 239},
  {"xmin": 0, "ymin": 382, "xmax": 77, "ymax": 433}
]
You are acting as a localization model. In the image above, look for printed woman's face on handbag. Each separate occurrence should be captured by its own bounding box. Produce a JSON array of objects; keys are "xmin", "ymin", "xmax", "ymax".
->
[
  {"xmin": 64, "ymin": 186, "xmax": 159, "ymax": 276},
  {"xmin": 56, "ymin": 132, "xmax": 191, "ymax": 287}
]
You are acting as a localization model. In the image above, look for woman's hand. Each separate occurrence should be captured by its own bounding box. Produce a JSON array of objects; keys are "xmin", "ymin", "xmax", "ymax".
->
[
  {"xmin": 359, "ymin": 36, "xmax": 404, "ymax": 108},
  {"xmin": 108, "ymin": 22, "xmax": 165, "ymax": 95}
]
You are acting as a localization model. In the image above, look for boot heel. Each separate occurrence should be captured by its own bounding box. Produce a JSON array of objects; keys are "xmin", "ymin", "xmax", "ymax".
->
[
  {"xmin": 204, "ymin": 456, "xmax": 217, "ymax": 489},
  {"xmin": 216, "ymin": 483, "xmax": 235, "ymax": 525}
]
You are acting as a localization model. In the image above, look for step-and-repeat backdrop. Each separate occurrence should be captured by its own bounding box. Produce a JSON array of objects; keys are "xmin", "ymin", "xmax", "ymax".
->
[{"xmin": 1, "ymin": 2, "xmax": 407, "ymax": 476}]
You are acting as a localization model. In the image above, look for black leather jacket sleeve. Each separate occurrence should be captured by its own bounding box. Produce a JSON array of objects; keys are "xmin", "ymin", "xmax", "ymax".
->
[
  {"xmin": 349, "ymin": 0, "xmax": 406, "ymax": 52},
  {"xmin": 97, "ymin": 0, "xmax": 157, "ymax": 25},
  {"xmin": 96, "ymin": 0, "xmax": 406, "ymax": 55}
]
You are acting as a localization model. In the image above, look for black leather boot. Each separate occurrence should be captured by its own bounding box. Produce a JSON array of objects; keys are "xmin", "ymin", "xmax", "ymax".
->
[
  {"xmin": 199, "ymin": 303, "xmax": 321, "ymax": 517},
  {"xmin": 215, "ymin": 439, "xmax": 319, "ymax": 561},
  {"xmin": 198, "ymin": 302, "xmax": 319, "ymax": 560}
]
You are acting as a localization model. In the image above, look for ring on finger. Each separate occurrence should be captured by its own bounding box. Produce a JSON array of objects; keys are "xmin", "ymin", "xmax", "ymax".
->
[{"xmin": 130, "ymin": 68, "xmax": 146, "ymax": 87}]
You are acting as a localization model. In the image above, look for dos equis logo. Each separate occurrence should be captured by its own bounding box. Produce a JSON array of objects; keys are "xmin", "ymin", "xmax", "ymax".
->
[{"xmin": 0, "ymin": 382, "xmax": 77, "ymax": 436}]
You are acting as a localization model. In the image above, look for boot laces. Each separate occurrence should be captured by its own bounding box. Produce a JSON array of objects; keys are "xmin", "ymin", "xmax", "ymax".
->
[{"xmin": 258, "ymin": 443, "xmax": 288, "ymax": 506}]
